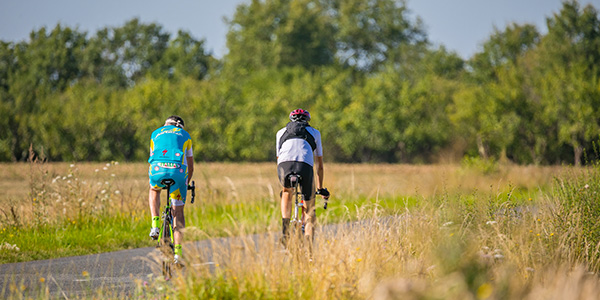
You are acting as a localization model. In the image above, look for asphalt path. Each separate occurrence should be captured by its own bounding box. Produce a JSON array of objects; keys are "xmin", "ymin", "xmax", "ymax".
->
[{"xmin": 0, "ymin": 219, "xmax": 383, "ymax": 298}]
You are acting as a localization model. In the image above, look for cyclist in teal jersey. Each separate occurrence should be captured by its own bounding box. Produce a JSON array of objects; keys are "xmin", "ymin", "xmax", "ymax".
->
[{"xmin": 148, "ymin": 115, "xmax": 194, "ymax": 263}]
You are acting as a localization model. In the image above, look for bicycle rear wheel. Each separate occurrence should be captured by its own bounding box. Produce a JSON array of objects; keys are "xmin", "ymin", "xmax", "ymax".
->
[{"xmin": 158, "ymin": 211, "xmax": 174, "ymax": 279}]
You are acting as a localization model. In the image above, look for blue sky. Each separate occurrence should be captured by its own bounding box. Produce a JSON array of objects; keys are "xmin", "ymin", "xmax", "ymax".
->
[{"xmin": 1, "ymin": 0, "xmax": 598, "ymax": 59}]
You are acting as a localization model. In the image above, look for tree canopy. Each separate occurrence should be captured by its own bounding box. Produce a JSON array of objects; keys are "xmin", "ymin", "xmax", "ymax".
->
[{"xmin": 1, "ymin": 0, "xmax": 599, "ymax": 165}]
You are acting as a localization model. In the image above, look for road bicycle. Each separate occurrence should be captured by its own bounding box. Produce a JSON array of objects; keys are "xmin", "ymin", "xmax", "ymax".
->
[
  {"xmin": 284, "ymin": 174, "xmax": 329, "ymax": 249},
  {"xmin": 157, "ymin": 178, "xmax": 195, "ymax": 279}
]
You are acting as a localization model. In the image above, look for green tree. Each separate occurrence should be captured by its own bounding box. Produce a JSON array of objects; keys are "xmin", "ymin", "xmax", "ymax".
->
[
  {"xmin": 225, "ymin": 0, "xmax": 336, "ymax": 72},
  {"xmin": 151, "ymin": 30, "xmax": 213, "ymax": 80},
  {"xmin": 533, "ymin": 1, "xmax": 600, "ymax": 165}
]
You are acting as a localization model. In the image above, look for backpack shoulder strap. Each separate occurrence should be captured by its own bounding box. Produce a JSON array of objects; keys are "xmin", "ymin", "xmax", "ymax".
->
[{"xmin": 278, "ymin": 122, "xmax": 317, "ymax": 151}]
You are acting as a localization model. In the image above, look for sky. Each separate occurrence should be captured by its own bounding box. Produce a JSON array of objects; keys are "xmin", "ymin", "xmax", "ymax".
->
[{"xmin": 1, "ymin": 0, "xmax": 599, "ymax": 60}]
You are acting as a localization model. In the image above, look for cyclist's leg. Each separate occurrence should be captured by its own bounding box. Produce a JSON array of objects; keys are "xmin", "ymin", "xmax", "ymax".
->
[
  {"xmin": 297, "ymin": 162, "xmax": 315, "ymax": 239},
  {"xmin": 168, "ymin": 165, "xmax": 188, "ymax": 260},
  {"xmin": 148, "ymin": 163, "xmax": 166, "ymax": 238},
  {"xmin": 277, "ymin": 162, "xmax": 295, "ymax": 240}
]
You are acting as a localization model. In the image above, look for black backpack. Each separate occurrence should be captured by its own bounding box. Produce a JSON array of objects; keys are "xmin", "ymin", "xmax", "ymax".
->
[{"xmin": 278, "ymin": 122, "xmax": 317, "ymax": 151}]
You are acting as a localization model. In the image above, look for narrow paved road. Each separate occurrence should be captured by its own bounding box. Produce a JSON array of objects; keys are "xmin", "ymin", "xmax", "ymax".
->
[
  {"xmin": 0, "ymin": 231, "xmax": 286, "ymax": 298},
  {"xmin": 0, "ymin": 220, "xmax": 380, "ymax": 298}
]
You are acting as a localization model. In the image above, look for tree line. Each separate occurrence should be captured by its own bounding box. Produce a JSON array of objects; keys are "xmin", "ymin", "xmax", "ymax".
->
[{"xmin": 1, "ymin": 0, "xmax": 599, "ymax": 165}]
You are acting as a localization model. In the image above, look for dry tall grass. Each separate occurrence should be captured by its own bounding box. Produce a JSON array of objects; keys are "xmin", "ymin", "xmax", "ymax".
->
[{"xmin": 0, "ymin": 161, "xmax": 572, "ymax": 227}]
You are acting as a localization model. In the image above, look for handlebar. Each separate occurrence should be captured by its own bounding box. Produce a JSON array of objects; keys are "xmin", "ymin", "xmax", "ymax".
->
[
  {"xmin": 188, "ymin": 181, "xmax": 196, "ymax": 204},
  {"xmin": 316, "ymin": 188, "xmax": 330, "ymax": 209}
]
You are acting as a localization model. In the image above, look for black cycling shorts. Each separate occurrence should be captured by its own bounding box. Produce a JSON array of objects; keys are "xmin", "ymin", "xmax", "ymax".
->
[{"xmin": 277, "ymin": 161, "xmax": 314, "ymax": 201}]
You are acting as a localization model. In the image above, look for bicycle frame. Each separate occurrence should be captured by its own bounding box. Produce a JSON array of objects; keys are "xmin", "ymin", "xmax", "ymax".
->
[
  {"xmin": 289, "ymin": 174, "xmax": 304, "ymax": 233},
  {"xmin": 158, "ymin": 179, "xmax": 175, "ymax": 253}
]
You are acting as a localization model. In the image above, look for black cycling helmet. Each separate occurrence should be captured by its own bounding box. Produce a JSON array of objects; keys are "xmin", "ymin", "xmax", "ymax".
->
[
  {"xmin": 165, "ymin": 115, "xmax": 185, "ymax": 128},
  {"xmin": 289, "ymin": 108, "xmax": 311, "ymax": 122}
]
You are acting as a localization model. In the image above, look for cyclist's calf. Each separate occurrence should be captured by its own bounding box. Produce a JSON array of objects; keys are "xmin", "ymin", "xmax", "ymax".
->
[{"xmin": 172, "ymin": 205, "xmax": 185, "ymax": 231}]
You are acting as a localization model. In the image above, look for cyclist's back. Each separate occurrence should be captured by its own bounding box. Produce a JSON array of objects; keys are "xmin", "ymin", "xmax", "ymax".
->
[{"xmin": 149, "ymin": 125, "xmax": 192, "ymax": 165}]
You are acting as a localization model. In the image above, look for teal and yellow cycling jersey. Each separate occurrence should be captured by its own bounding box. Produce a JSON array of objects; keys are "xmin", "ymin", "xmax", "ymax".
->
[{"xmin": 148, "ymin": 125, "xmax": 193, "ymax": 165}]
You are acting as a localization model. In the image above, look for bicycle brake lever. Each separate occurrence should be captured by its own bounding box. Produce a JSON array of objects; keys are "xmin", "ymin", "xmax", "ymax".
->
[{"xmin": 189, "ymin": 181, "xmax": 196, "ymax": 204}]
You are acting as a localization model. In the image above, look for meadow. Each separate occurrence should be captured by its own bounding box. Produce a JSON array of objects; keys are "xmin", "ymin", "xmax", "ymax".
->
[{"xmin": 2, "ymin": 160, "xmax": 600, "ymax": 299}]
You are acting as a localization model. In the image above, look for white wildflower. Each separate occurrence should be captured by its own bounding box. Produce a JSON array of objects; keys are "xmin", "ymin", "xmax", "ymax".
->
[
  {"xmin": 103, "ymin": 167, "xmax": 108, "ymax": 170},
  {"xmin": 101, "ymin": 190, "xmax": 106, "ymax": 194},
  {"xmin": 584, "ymin": 184, "xmax": 590, "ymax": 189},
  {"xmin": 106, "ymin": 163, "xmax": 110, "ymax": 167},
  {"xmin": 105, "ymin": 181, "xmax": 109, "ymax": 185},
  {"xmin": 486, "ymin": 221, "xmax": 497, "ymax": 225},
  {"xmin": 70, "ymin": 164, "xmax": 75, "ymax": 168},
  {"xmin": 494, "ymin": 254, "xmax": 504, "ymax": 259},
  {"xmin": 114, "ymin": 162, "xmax": 119, "ymax": 165},
  {"xmin": 62, "ymin": 176, "xmax": 67, "ymax": 180},
  {"xmin": 442, "ymin": 222, "xmax": 453, "ymax": 227},
  {"xmin": 111, "ymin": 174, "xmax": 115, "ymax": 177},
  {"xmin": 67, "ymin": 174, "xmax": 73, "ymax": 178},
  {"xmin": 1, "ymin": 243, "xmax": 20, "ymax": 251},
  {"xmin": 114, "ymin": 190, "xmax": 121, "ymax": 195},
  {"xmin": 526, "ymin": 267, "xmax": 535, "ymax": 273},
  {"xmin": 95, "ymin": 169, "xmax": 99, "ymax": 172},
  {"xmin": 67, "ymin": 180, "xmax": 71, "ymax": 184}
]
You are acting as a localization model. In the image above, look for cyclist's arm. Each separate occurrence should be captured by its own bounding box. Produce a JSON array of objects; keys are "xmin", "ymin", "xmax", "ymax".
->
[
  {"xmin": 187, "ymin": 156, "xmax": 194, "ymax": 182},
  {"xmin": 315, "ymin": 156, "xmax": 324, "ymax": 190}
]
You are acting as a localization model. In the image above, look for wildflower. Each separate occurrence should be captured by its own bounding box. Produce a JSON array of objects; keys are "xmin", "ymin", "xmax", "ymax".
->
[
  {"xmin": 111, "ymin": 174, "xmax": 116, "ymax": 177},
  {"xmin": 537, "ymin": 219, "xmax": 541, "ymax": 222},
  {"xmin": 442, "ymin": 221, "xmax": 453, "ymax": 227},
  {"xmin": 101, "ymin": 190, "xmax": 106, "ymax": 194},
  {"xmin": 486, "ymin": 221, "xmax": 497, "ymax": 225},
  {"xmin": 550, "ymin": 233, "xmax": 554, "ymax": 236},
  {"xmin": 105, "ymin": 181, "xmax": 109, "ymax": 185},
  {"xmin": 584, "ymin": 184, "xmax": 590, "ymax": 189},
  {"xmin": 40, "ymin": 277, "xmax": 45, "ymax": 283},
  {"xmin": 494, "ymin": 254, "xmax": 504, "ymax": 259},
  {"xmin": 62, "ymin": 176, "xmax": 67, "ymax": 180},
  {"xmin": 477, "ymin": 283, "xmax": 493, "ymax": 299},
  {"xmin": 95, "ymin": 169, "xmax": 99, "ymax": 172},
  {"xmin": 67, "ymin": 174, "xmax": 73, "ymax": 178},
  {"xmin": 528, "ymin": 198, "xmax": 532, "ymax": 201},
  {"xmin": 525, "ymin": 267, "xmax": 535, "ymax": 272},
  {"xmin": 356, "ymin": 258, "xmax": 362, "ymax": 262},
  {"xmin": 103, "ymin": 167, "xmax": 108, "ymax": 170},
  {"xmin": 82, "ymin": 271, "xmax": 89, "ymax": 277},
  {"xmin": 106, "ymin": 163, "xmax": 110, "ymax": 167},
  {"xmin": 115, "ymin": 190, "xmax": 121, "ymax": 195}
]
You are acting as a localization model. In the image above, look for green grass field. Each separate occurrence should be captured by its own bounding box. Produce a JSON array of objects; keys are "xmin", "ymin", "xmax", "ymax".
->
[{"xmin": 3, "ymin": 160, "xmax": 600, "ymax": 299}]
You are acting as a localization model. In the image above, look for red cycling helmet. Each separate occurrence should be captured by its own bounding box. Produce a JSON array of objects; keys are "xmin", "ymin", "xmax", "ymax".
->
[{"xmin": 289, "ymin": 108, "xmax": 311, "ymax": 122}]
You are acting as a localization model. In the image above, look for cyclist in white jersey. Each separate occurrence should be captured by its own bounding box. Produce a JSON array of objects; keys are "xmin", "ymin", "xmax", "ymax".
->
[{"xmin": 276, "ymin": 108, "xmax": 330, "ymax": 244}]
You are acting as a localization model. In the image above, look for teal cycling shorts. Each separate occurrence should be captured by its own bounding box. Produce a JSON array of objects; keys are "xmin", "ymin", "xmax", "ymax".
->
[{"xmin": 148, "ymin": 162, "xmax": 188, "ymax": 206}]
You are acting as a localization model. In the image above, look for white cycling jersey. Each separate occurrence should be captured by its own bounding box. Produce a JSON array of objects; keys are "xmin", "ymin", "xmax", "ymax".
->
[{"xmin": 276, "ymin": 126, "xmax": 323, "ymax": 166}]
